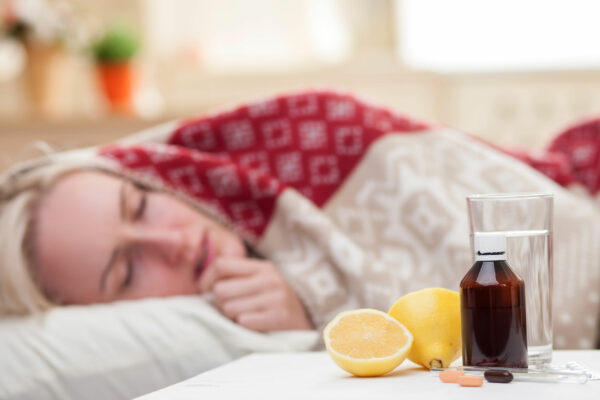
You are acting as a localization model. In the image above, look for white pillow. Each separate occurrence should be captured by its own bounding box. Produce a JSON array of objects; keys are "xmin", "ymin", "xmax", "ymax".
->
[{"xmin": 0, "ymin": 296, "xmax": 319, "ymax": 400}]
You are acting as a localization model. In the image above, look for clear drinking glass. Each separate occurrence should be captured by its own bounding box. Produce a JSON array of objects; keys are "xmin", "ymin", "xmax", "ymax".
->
[{"xmin": 466, "ymin": 193, "xmax": 553, "ymax": 365}]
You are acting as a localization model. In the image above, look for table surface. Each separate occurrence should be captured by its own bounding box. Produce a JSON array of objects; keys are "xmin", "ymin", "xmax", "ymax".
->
[{"xmin": 138, "ymin": 350, "xmax": 600, "ymax": 400}]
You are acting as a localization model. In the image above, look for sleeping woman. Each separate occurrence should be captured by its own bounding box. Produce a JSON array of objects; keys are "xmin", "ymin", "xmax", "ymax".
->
[
  {"xmin": 0, "ymin": 90, "xmax": 599, "ymax": 348},
  {"xmin": 19, "ymin": 169, "xmax": 313, "ymax": 331}
]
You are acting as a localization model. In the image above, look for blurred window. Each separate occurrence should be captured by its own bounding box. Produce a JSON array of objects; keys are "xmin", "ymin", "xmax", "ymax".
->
[
  {"xmin": 144, "ymin": 0, "xmax": 351, "ymax": 73},
  {"xmin": 397, "ymin": 0, "xmax": 600, "ymax": 72}
]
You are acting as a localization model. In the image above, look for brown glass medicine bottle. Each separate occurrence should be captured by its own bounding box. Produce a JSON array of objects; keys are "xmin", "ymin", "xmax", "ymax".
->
[{"xmin": 460, "ymin": 233, "xmax": 528, "ymax": 368}]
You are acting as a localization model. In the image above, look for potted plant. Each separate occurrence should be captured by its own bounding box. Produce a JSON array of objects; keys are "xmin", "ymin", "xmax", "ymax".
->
[
  {"xmin": 1, "ymin": 0, "xmax": 79, "ymax": 118},
  {"xmin": 92, "ymin": 26, "xmax": 139, "ymax": 113}
]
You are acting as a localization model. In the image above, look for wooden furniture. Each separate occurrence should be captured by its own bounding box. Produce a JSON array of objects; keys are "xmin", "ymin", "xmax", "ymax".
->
[{"xmin": 0, "ymin": 117, "xmax": 170, "ymax": 171}]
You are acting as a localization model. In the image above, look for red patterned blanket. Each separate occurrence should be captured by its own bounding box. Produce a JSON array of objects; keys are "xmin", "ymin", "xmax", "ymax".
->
[{"xmin": 96, "ymin": 90, "xmax": 600, "ymax": 349}]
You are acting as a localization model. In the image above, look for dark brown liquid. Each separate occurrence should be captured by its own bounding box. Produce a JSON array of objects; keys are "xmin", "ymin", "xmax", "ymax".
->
[{"xmin": 460, "ymin": 260, "xmax": 528, "ymax": 368}]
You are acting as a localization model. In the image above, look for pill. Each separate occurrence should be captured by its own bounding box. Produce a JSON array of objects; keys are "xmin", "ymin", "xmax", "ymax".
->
[
  {"xmin": 484, "ymin": 369, "xmax": 513, "ymax": 383},
  {"xmin": 439, "ymin": 370, "xmax": 465, "ymax": 383},
  {"xmin": 457, "ymin": 375, "xmax": 484, "ymax": 387}
]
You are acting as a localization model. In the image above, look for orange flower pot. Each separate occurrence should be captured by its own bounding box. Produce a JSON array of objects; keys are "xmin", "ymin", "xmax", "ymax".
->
[{"xmin": 97, "ymin": 61, "xmax": 135, "ymax": 113}]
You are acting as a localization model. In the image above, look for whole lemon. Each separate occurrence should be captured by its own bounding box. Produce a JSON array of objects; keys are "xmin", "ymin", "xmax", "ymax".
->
[{"xmin": 388, "ymin": 288, "xmax": 461, "ymax": 369}]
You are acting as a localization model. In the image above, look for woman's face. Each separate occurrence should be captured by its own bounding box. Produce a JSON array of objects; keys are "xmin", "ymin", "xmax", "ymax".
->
[{"xmin": 34, "ymin": 171, "xmax": 246, "ymax": 305}]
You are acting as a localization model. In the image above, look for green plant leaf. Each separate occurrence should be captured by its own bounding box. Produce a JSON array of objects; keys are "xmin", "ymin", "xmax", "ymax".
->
[{"xmin": 93, "ymin": 26, "xmax": 139, "ymax": 62}]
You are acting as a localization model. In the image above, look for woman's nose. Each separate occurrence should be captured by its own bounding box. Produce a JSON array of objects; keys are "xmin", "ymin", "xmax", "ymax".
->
[{"xmin": 123, "ymin": 227, "xmax": 187, "ymax": 265}]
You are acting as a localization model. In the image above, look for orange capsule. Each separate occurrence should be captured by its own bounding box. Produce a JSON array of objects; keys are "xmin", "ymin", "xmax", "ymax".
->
[
  {"xmin": 439, "ymin": 370, "xmax": 465, "ymax": 383},
  {"xmin": 458, "ymin": 375, "xmax": 484, "ymax": 387}
]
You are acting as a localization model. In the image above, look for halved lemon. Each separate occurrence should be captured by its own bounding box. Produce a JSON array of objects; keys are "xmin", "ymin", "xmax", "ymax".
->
[{"xmin": 323, "ymin": 308, "xmax": 414, "ymax": 377}]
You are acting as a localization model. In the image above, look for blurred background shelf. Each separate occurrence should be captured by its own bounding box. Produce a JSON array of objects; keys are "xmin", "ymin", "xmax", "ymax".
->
[
  {"xmin": 2, "ymin": 0, "xmax": 600, "ymax": 164},
  {"xmin": 0, "ymin": 116, "xmax": 171, "ymax": 170}
]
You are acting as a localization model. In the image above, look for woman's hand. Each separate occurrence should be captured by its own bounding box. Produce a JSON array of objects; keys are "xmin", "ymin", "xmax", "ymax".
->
[{"xmin": 198, "ymin": 258, "xmax": 314, "ymax": 332}]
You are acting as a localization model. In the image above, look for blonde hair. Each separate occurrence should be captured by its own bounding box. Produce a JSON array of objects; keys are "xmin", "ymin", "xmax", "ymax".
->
[
  {"xmin": 0, "ymin": 139, "xmax": 245, "ymax": 316},
  {"xmin": 0, "ymin": 149, "xmax": 117, "ymax": 315}
]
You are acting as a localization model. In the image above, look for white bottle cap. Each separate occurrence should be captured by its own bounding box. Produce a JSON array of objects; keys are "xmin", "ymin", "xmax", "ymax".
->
[{"xmin": 474, "ymin": 233, "xmax": 507, "ymax": 261}]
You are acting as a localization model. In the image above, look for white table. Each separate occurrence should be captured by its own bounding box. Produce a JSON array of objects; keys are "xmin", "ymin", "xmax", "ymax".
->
[{"xmin": 138, "ymin": 351, "xmax": 600, "ymax": 400}]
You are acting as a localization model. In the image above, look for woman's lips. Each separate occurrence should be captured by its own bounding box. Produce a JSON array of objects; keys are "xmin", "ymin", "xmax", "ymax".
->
[
  {"xmin": 194, "ymin": 233, "xmax": 216, "ymax": 281},
  {"xmin": 202, "ymin": 235, "xmax": 215, "ymax": 275}
]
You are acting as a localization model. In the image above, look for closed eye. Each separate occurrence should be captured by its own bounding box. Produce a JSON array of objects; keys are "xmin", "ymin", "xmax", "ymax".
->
[
  {"xmin": 134, "ymin": 191, "xmax": 147, "ymax": 220},
  {"xmin": 121, "ymin": 258, "xmax": 134, "ymax": 291}
]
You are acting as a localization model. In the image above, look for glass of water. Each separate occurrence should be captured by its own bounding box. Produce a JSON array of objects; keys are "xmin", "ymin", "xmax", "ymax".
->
[{"xmin": 466, "ymin": 193, "xmax": 553, "ymax": 365}]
